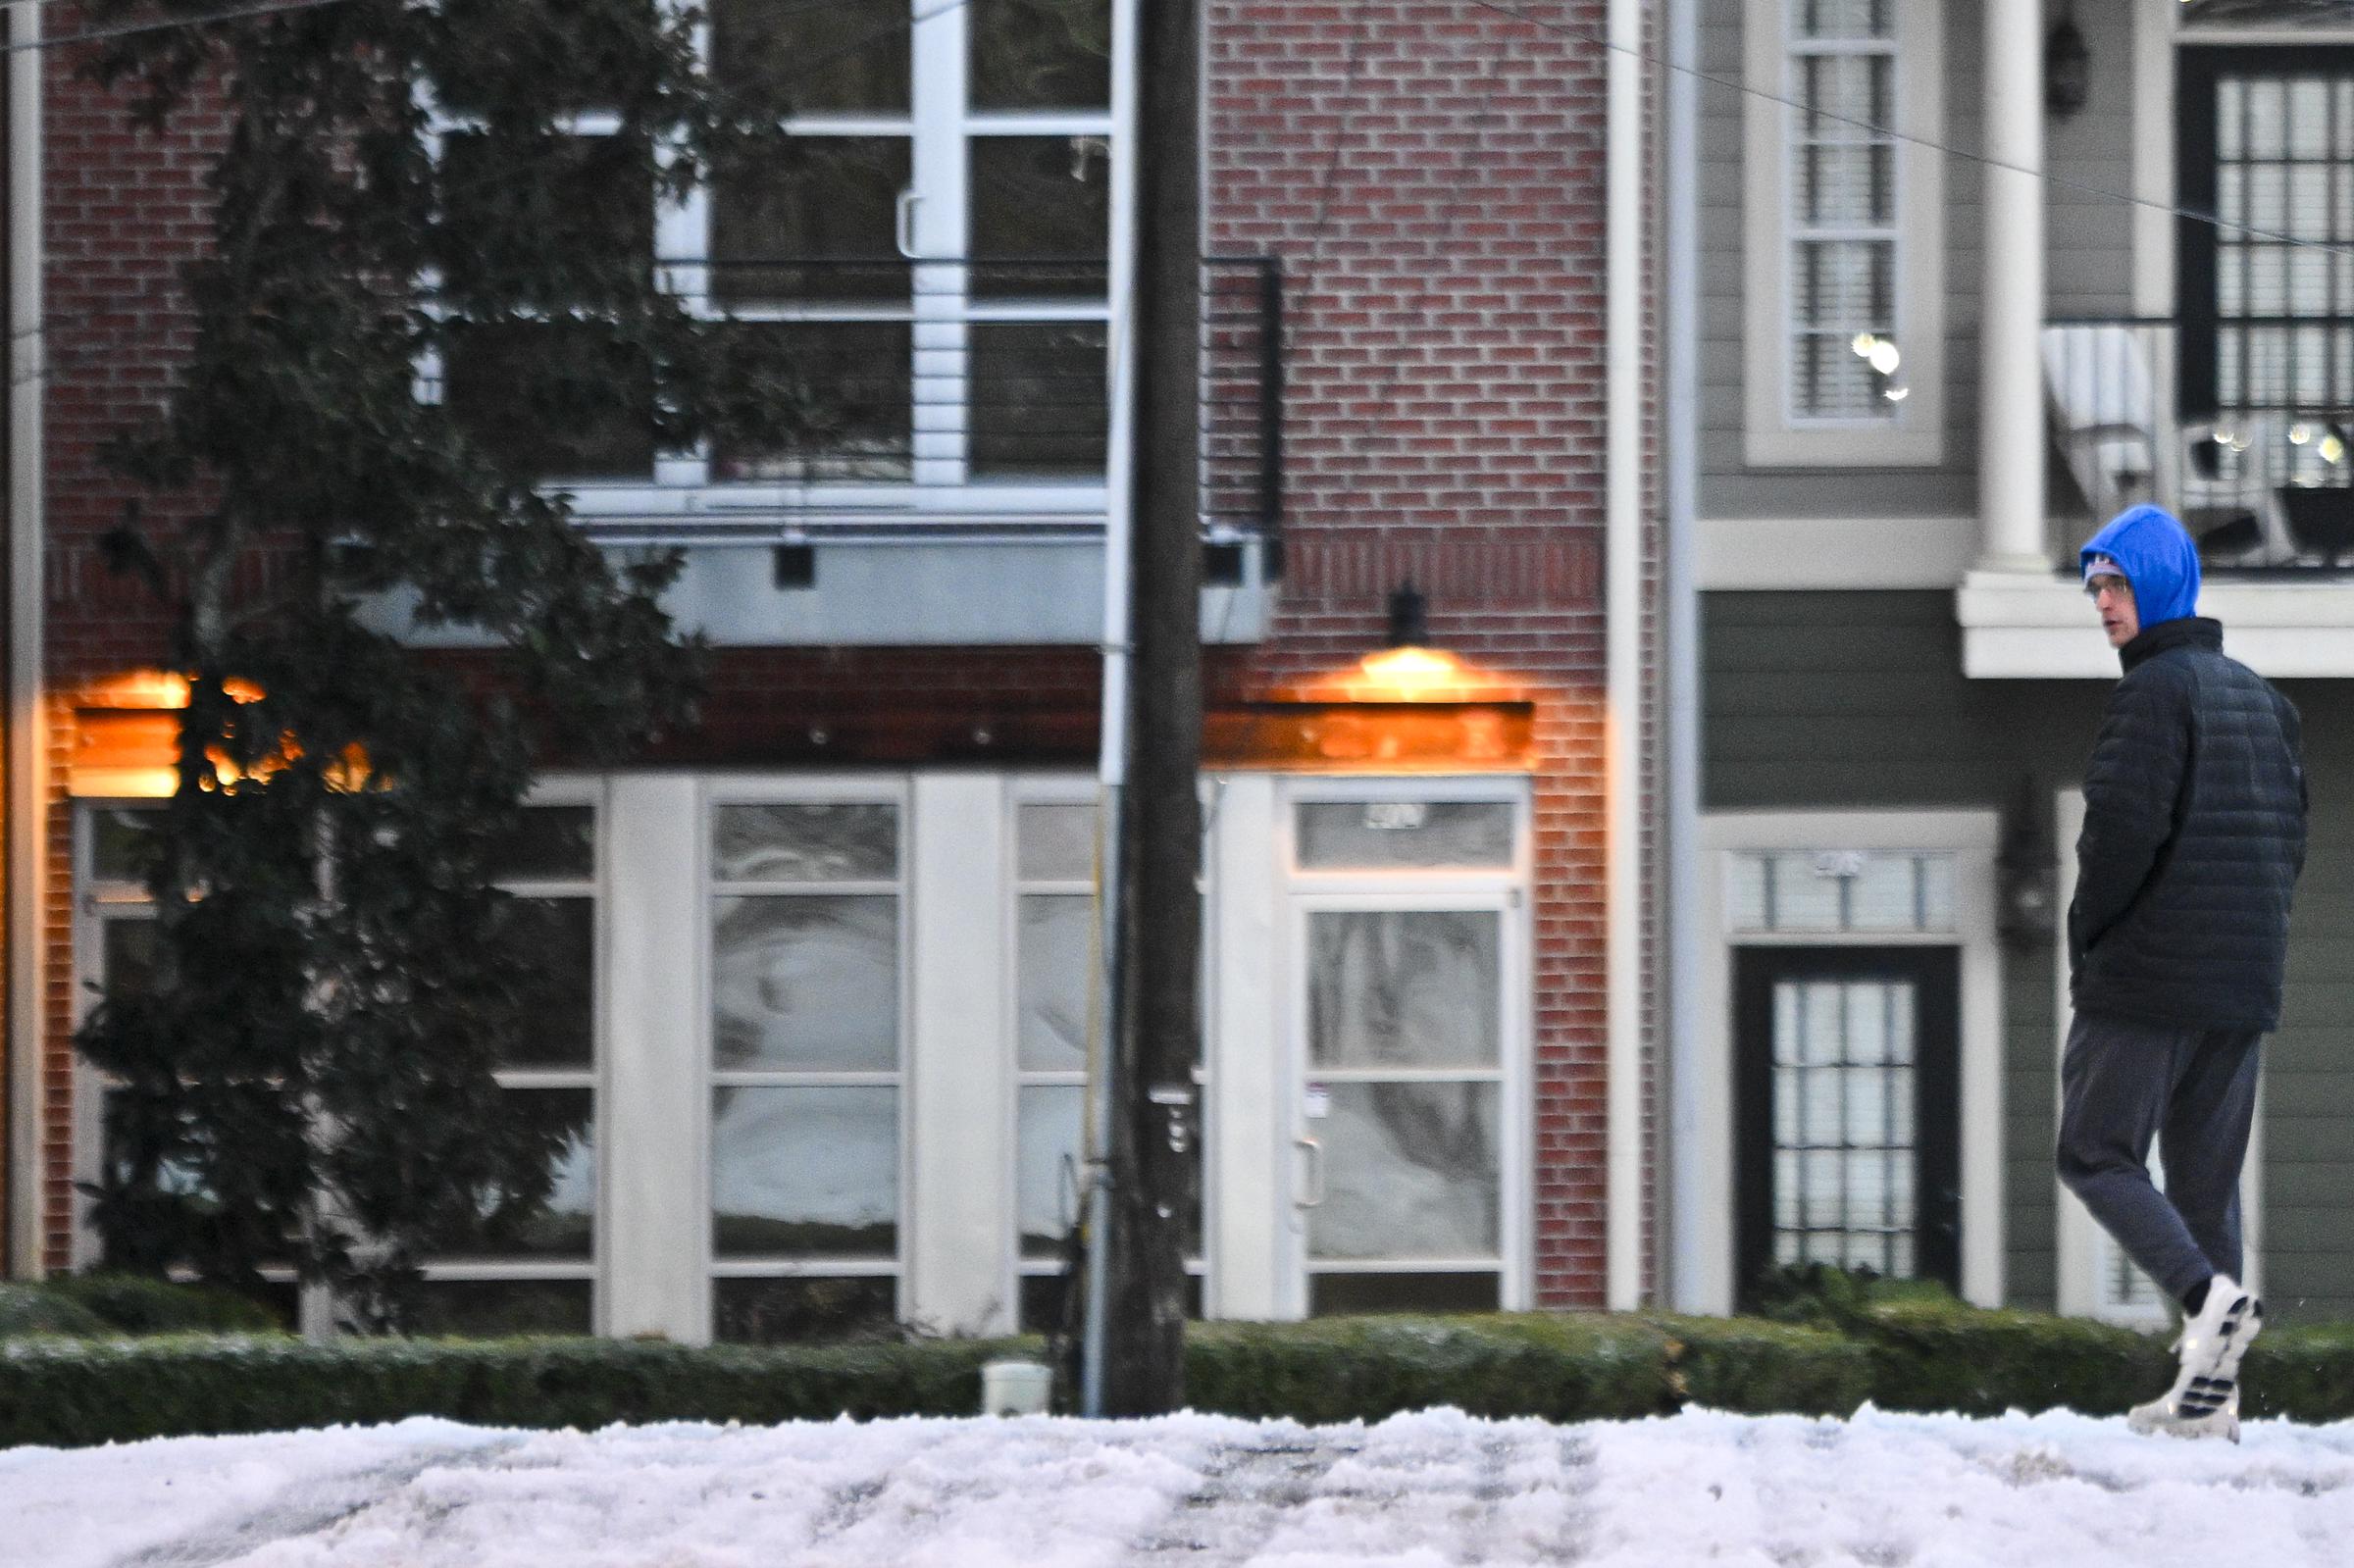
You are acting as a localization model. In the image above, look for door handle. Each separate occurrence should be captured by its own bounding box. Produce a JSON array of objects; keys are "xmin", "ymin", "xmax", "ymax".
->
[
  {"xmin": 1294, "ymin": 1135, "xmax": 1325, "ymax": 1208},
  {"xmin": 895, "ymin": 188, "xmax": 921, "ymax": 259}
]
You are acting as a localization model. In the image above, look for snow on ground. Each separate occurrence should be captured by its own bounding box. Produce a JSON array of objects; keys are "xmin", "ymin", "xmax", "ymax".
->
[{"xmin": 8, "ymin": 1403, "xmax": 2354, "ymax": 1568}]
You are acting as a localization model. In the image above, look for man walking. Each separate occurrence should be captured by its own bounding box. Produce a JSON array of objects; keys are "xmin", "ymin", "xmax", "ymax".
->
[{"xmin": 2060, "ymin": 503, "xmax": 2306, "ymax": 1442}]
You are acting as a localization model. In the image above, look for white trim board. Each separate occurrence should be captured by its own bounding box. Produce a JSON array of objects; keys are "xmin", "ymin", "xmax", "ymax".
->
[
  {"xmin": 1700, "ymin": 515, "xmax": 1976, "ymax": 590},
  {"xmin": 2050, "ymin": 789, "xmax": 2263, "ymax": 1321},
  {"xmin": 1959, "ymin": 573, "xmax": 2354, "ymax": 679},
  {"xmin": 1673, "ymin": 809, "xmax": 2004, "ymax": 1315}
]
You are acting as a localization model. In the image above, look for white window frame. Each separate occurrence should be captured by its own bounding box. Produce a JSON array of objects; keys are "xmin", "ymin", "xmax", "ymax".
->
[
  {"xmin": 1742, "ymin": 0, "xmax": 1946, "ymax": 467},
  {"xmin": 2051, "ymin": 789, "xmax": 2263, "ymax": 1323},
  {"xmin": 1677, "ymin": 810, "xmax": 2002, "ymax": 1315},
  {"xmin": 415, "ymin": 777, "xmax": 607, "ymax": 1333},
  {"xmin": 702, "ymin": 774, "xmax": 912, "ymax": 1338},
  {"xmin": 578, "ymin": 0, "xmax": 1123, "ymax": 530},
  {"xmin": 1271, "ymin": 775, "xmax": 1533, "ymax": 1320},
  {"xmin": 1001, "ymin": 775, "xmax": 1101, "ymax": 1331}
]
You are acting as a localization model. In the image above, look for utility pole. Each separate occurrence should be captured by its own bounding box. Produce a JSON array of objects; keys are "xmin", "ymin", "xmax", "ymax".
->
[{"xmin": 1093, "ymin": 0, "xmax": 1203, "ymax": 1417}]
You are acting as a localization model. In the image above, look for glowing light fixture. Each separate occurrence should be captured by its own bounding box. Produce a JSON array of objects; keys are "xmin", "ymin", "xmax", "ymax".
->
[{"xmin": 1348, "ymin": 582, "xmax": 1473, "ymax": 700}]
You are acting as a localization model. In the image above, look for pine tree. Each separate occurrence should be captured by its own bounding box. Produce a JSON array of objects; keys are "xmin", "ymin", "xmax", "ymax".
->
[{"xmin": 73, "ymin": 0, "xmax": 807, "ymax": 1327}]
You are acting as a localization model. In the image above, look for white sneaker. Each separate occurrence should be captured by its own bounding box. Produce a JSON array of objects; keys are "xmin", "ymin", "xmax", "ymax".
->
[
  {"xmin": 2128, "ymin": 1274, "xmax": 2262, "ymax": 1442},
  {"xmin": 2129, "ymin": 1382, "xmax": 2240, "ymax": 1442}
]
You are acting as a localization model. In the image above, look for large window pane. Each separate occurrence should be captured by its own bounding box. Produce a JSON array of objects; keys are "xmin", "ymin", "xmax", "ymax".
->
[
  {"xmin": 1308, "ymin": 1271, "xmax": 1500, "ymax": 1317},
  {"xmin": 1017, "ymin": 1085, "xmax": 1083, "ymax": 1260},
  {"xmin": 1796, "ymin": 52, "xmax": 1890, "ymax": 134},
  {"xmin": 712, "ymin": 802, "xmax": 898, "ymax": 884},
  {"xmin": 455, "ymin": 1088, "xmax": 594, "ymax": 1259},
  {"xmin": 1308, "ymin": 1082, "xmax": 1501, "ymax": 1261},
  {"xmin": 491, "ymin": 807, "xmax": 594, "ymax": 883},
  {"xmin": 1017, "ymin": 802, "xmax": 1098, "ymax": 883},
  {"xmin": 90, "ymin": 807, "xmax": 160, "ymax": 885},
  {"xmin": 712, "ymin": 138, "xmax": 911, "ymax": 306},
  {"xmin": 438, "ymin": 131, "xmax": 651, "ymax": 294},
  {"xmin": 441, "ymin": 321, "xmax": 656, "ymax": 479},
  {"xmin": 711, "ymin": 1087, "xmax": 898, "ymax": 1257},
  {"xmin": 969, "ymin": 322, "xmax": 1108, "ymax": 478},
  {"xmin": 1796, "ymin": 0, "xmax": 1890, "ymax": 40},
  {"xmin": 971, "ymin": 0, "xmax": 1110, "ymax": 111},
  {"xmin": 408, "ymin": 1280, "xmax": 593, "ymax": 1338},
  {"xmin": 1017, "ymin": 894, "xmax": 1091, "ymax": 1073},
  {"xmin": 1306, "ymin": 911, "xmax": 1501, "ymax": 1070},
  {"xmin": 712, "ymin": 895, "xmax": 898, "ymax": 1073},
  {"xmin": 1295, "ymin": 802, "xmax": 1513, "ymax": 870},
  {"xmin": 971, "ymin": 135, "xmax": 1110, "ymax": 298},
  {"xmin": 498, "ymin": 897, "xmax": 594, "ymax": 1070},
  {"xmin": 712, "ymin": 0, "xmax": 909, "ymax": 116},
  {"xmin": 715, "ymin": 1276, "xmax": 898, "ymax": 1342},
  {"xmin": 709, "ymin": 323, "xmax": 914, "ymax": 483}
]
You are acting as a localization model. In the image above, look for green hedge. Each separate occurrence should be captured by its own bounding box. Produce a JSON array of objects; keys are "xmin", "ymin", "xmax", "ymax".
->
[
  {"xmin": 1184, "ymin": 1314, "xmax": 1677, "ymax": 1423},
  {"xmin": 0, "ymin": 1334, "xmax": 1028, "ymax": 1449},
  {"xmin": 0, "ymin": 1284, "xmax": 111, "ymax": 1340},
  {"xmin": 1647, "ymin": 1314, "xmax": 1873, "ymax": 1417},
  {"xmin": 0, "ymin": 1275, "xmax": 282, "ymax": 1338},
  {"xmin": 2243, "ymin": 1323, "xmax": 2354, "ymax": 1423},
  {"xmin": 15, "ymin": 1299, "xmax": 2354, "ymax": 1448},
  {"xmin": 1843, "ymin": 1298, "xmax": 2176, "ymax": 1417}
]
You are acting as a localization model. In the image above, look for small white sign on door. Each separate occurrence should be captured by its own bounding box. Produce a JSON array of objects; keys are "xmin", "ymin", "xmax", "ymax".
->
[{"xmin": 1303, "ymin": 1083, "xmax": 1331, "ymax": 1119}]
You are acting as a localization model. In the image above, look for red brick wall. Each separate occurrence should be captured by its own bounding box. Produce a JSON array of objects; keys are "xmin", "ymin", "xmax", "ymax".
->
[
  {"xmin": 32, "ymin": 1, "xmax": 1635, "ymax": 1304},
  {"xmin": 1206, "ymin": 0, "xmax": 1618, "ymax": 1306},
  {"xmin": 36, "ymin": 24, "xmax": 222, "ymax": 1266}
]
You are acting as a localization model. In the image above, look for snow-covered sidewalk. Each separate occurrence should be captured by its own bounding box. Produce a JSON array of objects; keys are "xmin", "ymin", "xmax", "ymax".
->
[{"xmin": 7, "ymin": 1404, "xmax": 2353, "ymax": 1568}]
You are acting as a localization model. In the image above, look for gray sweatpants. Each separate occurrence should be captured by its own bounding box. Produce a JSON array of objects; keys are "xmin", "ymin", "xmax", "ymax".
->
[{"xmin": 2055, "ymin": 1011, "xmax": 2264, "ymax": 1306}]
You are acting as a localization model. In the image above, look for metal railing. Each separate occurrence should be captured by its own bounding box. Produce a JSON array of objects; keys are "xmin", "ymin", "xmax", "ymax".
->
[
  {"xmin": 441, "ymin": 256, "xmax": 1285, "ymax": 546},
  {"xmin": 2043, "ymin": 315, "xmax": 2354, "ymax": 570}
]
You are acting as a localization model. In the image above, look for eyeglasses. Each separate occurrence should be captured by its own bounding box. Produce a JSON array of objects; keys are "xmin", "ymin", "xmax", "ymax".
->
[{"xmin": 2083, "ymin": 576, "xmax": 2130, "ymax": 598}]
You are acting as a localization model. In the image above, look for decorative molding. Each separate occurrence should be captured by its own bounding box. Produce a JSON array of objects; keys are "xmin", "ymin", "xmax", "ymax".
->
[
  {"xmin": 1959, "ymin": 571, "xmax": 2354, "ymax": 679},
  {"xmin": 1677, "ymin": 809, "xmax": 2004, "ymax": 1315}
]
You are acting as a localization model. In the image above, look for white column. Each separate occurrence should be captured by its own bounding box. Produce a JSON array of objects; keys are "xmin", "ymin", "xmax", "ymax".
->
[
  {"xmin": 904, "ymin": 774, "xmax": 1012, "ymax": 1335},
  {"xmin": 1206, "ymin": 774, "xmax": 1285, "ymax": 1319},
  {"xmin": 1976, "ymin": 0, "xmax": 2049, "ymax": 572},
  {"xmin": 602, "ymin": 775, "xmax": 710, "ymax": 1342}
]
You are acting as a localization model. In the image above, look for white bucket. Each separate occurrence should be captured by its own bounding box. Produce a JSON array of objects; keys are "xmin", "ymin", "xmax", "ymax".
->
[{"xmin": 980, "ymin": 1358, "xmax": 1054, "ymax": 1416}]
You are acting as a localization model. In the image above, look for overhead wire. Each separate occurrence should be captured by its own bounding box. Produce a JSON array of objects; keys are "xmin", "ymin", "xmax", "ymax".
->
[{"xmin": 17, "ymin": 0, "xmax": 2354, "ymax": 391}]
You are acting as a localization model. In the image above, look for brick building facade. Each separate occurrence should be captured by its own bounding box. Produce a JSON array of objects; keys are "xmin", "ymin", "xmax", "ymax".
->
[{"xmin": 5, "ymin": 1, "xmax": 1653, "ymax": 1332}]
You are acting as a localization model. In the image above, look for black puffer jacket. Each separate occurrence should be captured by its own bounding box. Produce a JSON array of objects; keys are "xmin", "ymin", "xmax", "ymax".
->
[{"xmin": 2070, "ymin": 617, "xmax": 2307, "ymax": 1030}]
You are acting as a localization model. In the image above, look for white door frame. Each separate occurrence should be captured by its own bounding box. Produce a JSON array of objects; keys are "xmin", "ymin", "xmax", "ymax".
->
[
  {"xmin": 1677, "ymin": 809, "xmax": 2005, "ymax": 1313},
  {"xmin": 1261, "ymin": 776, "xmax": 1532, "ymax": 1319}
]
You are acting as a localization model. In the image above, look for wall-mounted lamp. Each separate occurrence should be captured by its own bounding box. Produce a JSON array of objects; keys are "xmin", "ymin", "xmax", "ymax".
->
[
  {"xmin": 1348, "ymin": 581, "xmax": 1467, "ymax": 698},
  {"xmin": 2045, "ymin": 4, "xmax": 2090, "ymax": 120},
  {"xmin": 1386, "ymin": 580, "xmax": 1429, "ymax": 649}
]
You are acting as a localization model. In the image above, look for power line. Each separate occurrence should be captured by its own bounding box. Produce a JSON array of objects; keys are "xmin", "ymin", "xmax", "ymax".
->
[
  {"xmin": 8, "ymin": 0, "xmax": 362, "ymax": 56},
  {"xmin": 22, "ymin": 0, "xmax": 2354, "ymax": 395}
]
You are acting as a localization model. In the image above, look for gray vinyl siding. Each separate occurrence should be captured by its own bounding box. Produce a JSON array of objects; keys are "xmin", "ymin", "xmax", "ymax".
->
[
  {"xmin": 1706, "ymin": 591, "xmax": 2354, "ymax": 1322},
  {"xmin": 2044, "ymin": 2, "xmax": 2136, "ymax": 319}
]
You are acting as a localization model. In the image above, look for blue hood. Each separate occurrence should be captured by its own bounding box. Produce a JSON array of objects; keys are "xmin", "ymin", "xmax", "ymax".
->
[{"xmin": 2079, "ymin": 504, "xmax": 2201, "ymax": 627}]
